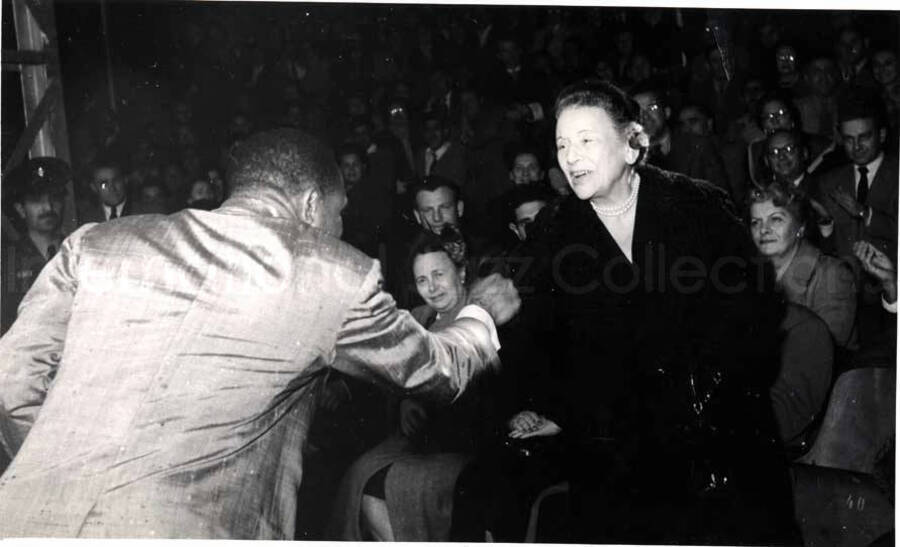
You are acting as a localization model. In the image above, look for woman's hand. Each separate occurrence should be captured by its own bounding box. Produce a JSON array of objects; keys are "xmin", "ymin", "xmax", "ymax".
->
[
  {"xmin": 507, "ymin": 410, "xmax": 561, "ymax": 439},
  {"xmin": 399, "ymin": 399, "xmax": 428, "ymax": 437}
]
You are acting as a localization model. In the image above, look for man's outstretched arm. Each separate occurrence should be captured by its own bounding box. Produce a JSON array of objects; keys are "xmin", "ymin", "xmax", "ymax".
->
[
  {"xmin": 332, "ymin": 264, "xmax": 518, "ymax": 403},
  {"xmin": 0, "ymin": 225, "xmax": 91, "ymax": 458}
]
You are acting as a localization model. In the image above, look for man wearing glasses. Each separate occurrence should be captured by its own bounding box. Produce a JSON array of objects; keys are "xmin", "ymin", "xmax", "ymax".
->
[
  {"xmin": 631, "ymin": 84, "xmax": 732, "ymax": 199},
  {"xmin": 749, "ymin": 95, "xmax": 832, "ymax": 186},
  {"xmin": 76, "ymin": 154, "xmax": 131, "ymax": 224}
]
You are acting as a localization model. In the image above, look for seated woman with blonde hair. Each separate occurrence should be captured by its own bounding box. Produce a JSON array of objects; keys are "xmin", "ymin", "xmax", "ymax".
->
[{"xmin": 749, "ymin": 182, "xmax": 858, "ymax": 350}]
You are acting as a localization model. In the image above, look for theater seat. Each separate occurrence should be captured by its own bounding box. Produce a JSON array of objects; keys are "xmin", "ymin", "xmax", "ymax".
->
[
  {"xmin": 798, "ymin": 367, "xmax": 895, "ymax": 473},
  {"xmin": 791, "ymin": 367, "xmax": 895, "ymax": 547},
  {"xmin": 524, "ymin": 481, "xmax": 569, "ymax": 543}
]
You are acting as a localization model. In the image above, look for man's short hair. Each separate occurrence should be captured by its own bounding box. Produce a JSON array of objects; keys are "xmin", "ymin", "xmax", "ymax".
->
[
  {"xmin": 504, "ymin": 142, "xmax": 545, "ymax": 170},
  {"xmin": 226, "ymin": 128, "xmax": 341, "ymax": 198},
  {"xmin": 506, "ymin": 184, "xmax": 553, "ymax": 222},
  {"xmin": 409, "ymin": 174, "xmax": 461, "ymax": 204},
  {"xmin": 90, "ymin": 149, "xmax": 128, "ymax": 175},
  {"xmin": 836, "ymin": 86, "xmax": 885, "ymax": 128},
  {"xmin": 766, "ymin": 128, "xmax": 808, "ymax": 152},
  {"xmin": 628, "ymin": 81, "xmax": 666, "ymax": 106},
  {"xmin": 335, "ymin": 143, "xmax": 368, "ymax": 165}
]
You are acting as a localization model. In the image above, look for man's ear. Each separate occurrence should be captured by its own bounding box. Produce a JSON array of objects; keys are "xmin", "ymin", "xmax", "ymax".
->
[
  {"xmin": 664, "ymin": 106, "xmax": 672, "ymax": 121},
  {"xmin": 413, "ymin": 210, "xmax": 423, "ymax": 226},
  {"xmin": 456, "ymin": 200, "xmax": 464, "ymax": 219},
  {"xmin": 13, "ymin": 203, "xmax": 25, "ymax": 220},
  {"xmin": 764, "ymin": 153, "xmax": 774, "ymax": 170},
  {"xmin": 879, "ymin": 126, "xmax": 888, "ymax": 145}
]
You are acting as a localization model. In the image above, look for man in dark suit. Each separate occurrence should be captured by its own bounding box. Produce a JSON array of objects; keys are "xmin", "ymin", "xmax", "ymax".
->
[
  {"xmin": 0, "ymin": 129, "xmax": 520, "ymax": 538},
  {"xmin": 414, "ymin": 112, "xmax": 468, "ymax": 190},
  {"xmin": 76, "ymin": 155, "xmax": 132, "ymax": 225},
  {"xmin": 816, "ymin": 94, "xmax": 897, "ymax": 262},
  {"xmin": 816, "ymin": 90, "xmax": 898, "ymax": 359},
  {"xmin": 632, "ymin": 85, "xmax": 732, "ymax": 197}
]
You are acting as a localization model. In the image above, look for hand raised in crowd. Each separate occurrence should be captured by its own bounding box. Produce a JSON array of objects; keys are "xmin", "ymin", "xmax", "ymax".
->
[
  {"xmin": 467, "ymin": 273, "xmax": 521, "ymax": 326},
  {"xmin": 507, "ymin": 410, "xmax": 561, "ymax": 439},
  {"xmin": 831, "ymin": 188, "xmax": 867, "ymax": 219},
  {"xmin": 399, "ymin": 398, "xmax": 428, "ymax": 438},
  {"xmin": 808, "ymin": 197, "xmax": 833, "ymax": 224},
  {"xmin": 853, "ymin": 241, "xmax": 897, "ymax": 303}
]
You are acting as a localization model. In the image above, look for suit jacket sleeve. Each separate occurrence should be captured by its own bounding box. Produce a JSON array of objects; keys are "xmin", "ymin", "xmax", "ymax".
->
[
  {"xmin": 0, "ymin": 224, "xmax": 93, "ymax": 458},
  {"xmin": 331, "ymin": 261, "xmax": 499, "ymax": 404}
]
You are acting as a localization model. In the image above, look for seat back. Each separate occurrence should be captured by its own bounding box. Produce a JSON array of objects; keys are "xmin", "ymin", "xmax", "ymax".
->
[{"xmin": 798, "ymin": 367, "xmax": 895, "ymax": 473}]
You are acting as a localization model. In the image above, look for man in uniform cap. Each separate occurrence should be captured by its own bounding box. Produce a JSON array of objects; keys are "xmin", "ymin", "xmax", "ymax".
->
[{"xmin": 1, "ymin": 157, "xmax": 70, "ymax": 335}]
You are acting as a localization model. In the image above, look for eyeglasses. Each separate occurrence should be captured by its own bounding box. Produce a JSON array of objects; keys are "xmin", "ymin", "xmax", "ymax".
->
[
  {"xmin": 763, "ymin": 109, "xmax": 790, "ymax": 121},
  {"xmin": 767, "ymin": 144, "xmax": 798, "ymax": 158},
  {"xmin": 641, "ymin": 103, "xmax": 662, "ymax": 113}
]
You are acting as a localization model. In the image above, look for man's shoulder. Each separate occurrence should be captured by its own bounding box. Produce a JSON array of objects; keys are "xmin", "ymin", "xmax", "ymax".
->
[{"xmin": 817, "ymin": 163, "xmax": 852, "ymax": 187}]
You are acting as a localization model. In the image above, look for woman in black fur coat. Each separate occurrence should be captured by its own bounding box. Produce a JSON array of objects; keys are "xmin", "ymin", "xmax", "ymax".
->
[{"xmin": 520, "ymin": 79, "xmax": 798, "ymax": 544}]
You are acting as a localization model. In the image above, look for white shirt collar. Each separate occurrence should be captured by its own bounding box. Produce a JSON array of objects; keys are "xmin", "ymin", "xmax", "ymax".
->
[
  {"xmin": 104, "ymin": 201, "xmax": 124, "ymax": 220},
  {"xmin": 855, "ymin": 152, "xmax": 885, "ymax": 188}
]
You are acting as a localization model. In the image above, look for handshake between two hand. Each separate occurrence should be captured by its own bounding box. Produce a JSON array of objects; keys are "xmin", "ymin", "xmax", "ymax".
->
[{"xmin": 467, "ymin": 273, "xmax": 522, "ymax": 326}]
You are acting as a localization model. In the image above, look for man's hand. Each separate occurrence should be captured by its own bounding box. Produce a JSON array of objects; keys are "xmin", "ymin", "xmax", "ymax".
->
[
  {"xmin": 831, "ymin": 188, "xmax": 866, "ymax": 219},
  {"xmin": 399, "ymin": 398, "xmax": 428, "ymax": 437},
  {"xmin": 809, "ymin": 197, "xmax": 832, "ymax": 224},
  {"xmin": 467, "ymin": 273, "xmax": 521, "ymax": 326},
  {"xmin": 853, "ymin": 241, "xmax": 897, "ymax": 303}
]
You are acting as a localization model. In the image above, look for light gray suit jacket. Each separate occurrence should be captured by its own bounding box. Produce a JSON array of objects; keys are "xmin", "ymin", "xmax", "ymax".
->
[{"xmin": 0, "ymin": 194, "xmax": 497, "ymax": 539}]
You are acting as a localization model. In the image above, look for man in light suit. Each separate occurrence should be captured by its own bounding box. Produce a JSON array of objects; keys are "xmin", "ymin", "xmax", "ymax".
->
[{"xmin": 0, "ymin": 129, "xmax": 519, "ymax": 539}]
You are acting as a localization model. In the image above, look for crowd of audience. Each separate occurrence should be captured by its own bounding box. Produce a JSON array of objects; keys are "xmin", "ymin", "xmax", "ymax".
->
[{"xmin": 2, "ymin": 4, "xmax": 897, "ymax": 543}]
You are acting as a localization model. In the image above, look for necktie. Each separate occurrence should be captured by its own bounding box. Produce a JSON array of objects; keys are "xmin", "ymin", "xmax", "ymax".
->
[
  {"xmin": 857, "ymin": 166, "xmax": 869, "ymax": 205},
  {"xmin": 46, "ymin": 244, "xmax": 56, "ymax": 259},
  {"xmin": 108, "ymin": 205, "xmax": 118, "ymax": 220}
]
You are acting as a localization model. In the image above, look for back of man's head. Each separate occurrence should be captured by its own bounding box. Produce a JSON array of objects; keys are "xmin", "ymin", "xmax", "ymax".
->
[{"xmin": 226, "ymin": 128, "xmax": 341, "ymax": 199}]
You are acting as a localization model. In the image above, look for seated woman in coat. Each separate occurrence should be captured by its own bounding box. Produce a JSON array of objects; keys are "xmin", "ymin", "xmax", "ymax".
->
[
  {"xmin": 328, "ymin": 229, "xmax": 555, "ymax": 542},
  {"xmin": 749, "ymin": 182, "xmax": 858, "ymax": 350}
]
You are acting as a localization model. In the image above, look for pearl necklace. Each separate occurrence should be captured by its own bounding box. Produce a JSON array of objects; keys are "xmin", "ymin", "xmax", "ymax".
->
[{"xmin": 590, "ymin": 172, "xmax": 641, "ymax": 217}]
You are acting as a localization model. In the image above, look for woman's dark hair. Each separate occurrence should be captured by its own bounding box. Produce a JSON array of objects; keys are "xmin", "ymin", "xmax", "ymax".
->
[
  {"xmin": 747, "ymin": 181, "xmax": 810, "ymax": 226},
  {"xmin": 554, "ymin": 78, "xmax": 641, "ymax": 131},
  {"xmin": 553, "ymin": 79, "xmax": 648, "ymax": 160},
  {"xmin": 406, "ymin": 228, "xmax": 468, "ymax": 293},
  {"xmin": 756, "ymin": 91, "xmax": 801, "ymax": 126}
]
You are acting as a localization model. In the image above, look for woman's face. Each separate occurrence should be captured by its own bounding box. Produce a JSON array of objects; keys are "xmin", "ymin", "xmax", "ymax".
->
[
  {"xmin": 413, "ymin": 251, "xmax": 466, "ymax": 314},
  {"xmin": 873, "ymin": 50, "xmax": 898, "ymax": 86},
  {"xmin": 750, "ymin": 199, "xmax": 802, "ymax": 260},
  {"xmin": 556, "ymin": 105, "xmax": 633, "ymax": 201}
]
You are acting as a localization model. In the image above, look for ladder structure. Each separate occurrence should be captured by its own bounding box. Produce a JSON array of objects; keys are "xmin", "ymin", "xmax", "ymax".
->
[{"xmin": 2, "ymin": 0, "xmax": 77, "ymax": 235}]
